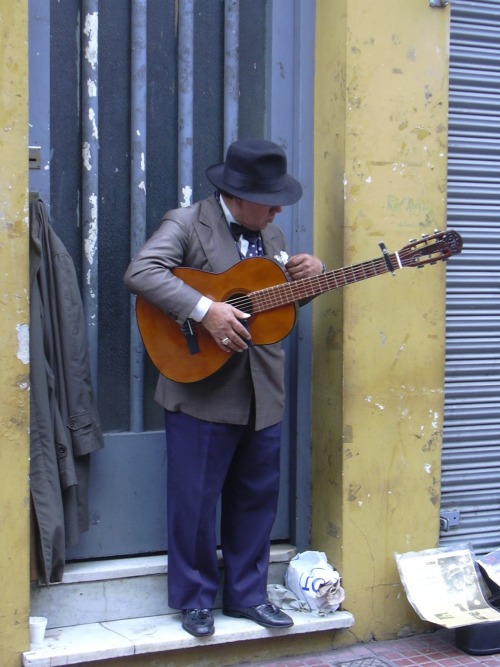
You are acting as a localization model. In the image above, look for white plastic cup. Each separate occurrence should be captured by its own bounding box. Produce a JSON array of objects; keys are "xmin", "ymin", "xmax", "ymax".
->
[{"xmin": 29, "ymin": 616, "xmax": 47, "ymax": 648}]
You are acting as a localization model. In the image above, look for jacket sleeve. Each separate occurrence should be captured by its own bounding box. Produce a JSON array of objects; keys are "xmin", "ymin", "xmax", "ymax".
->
[
  {"xmin": 51, "ymin": 237, "xmax": 105, "ymax": 458},
  {"xmin": 124, "ymin": 212, "xmax": 205, "ymax": 324}
]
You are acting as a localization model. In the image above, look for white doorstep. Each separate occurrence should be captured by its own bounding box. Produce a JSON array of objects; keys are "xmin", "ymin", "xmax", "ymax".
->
[
  {"xmin": 23, "ymin": 608, "xmax": 355, "ymax": 667},
  {"xmin": 31, "ymin": 545, "xmax": 299, "ymax": 629}
]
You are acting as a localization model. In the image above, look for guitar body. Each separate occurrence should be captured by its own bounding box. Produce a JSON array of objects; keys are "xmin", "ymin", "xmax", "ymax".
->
[
  {"xmin": 136, "ymin": 257, "xmax": 298, "ymax": 383},
  {"xmin": 136, "ymin": 229, "xmax": 463, "ymax": 383}
]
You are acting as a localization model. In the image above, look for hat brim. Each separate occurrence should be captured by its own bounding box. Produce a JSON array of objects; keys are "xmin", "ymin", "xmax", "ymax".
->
[{"xmin": 206, "ymin": 163, "xmax": 303, "ymax": 206}]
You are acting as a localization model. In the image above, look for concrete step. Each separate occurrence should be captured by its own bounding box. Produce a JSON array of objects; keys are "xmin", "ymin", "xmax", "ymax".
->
[
  {"xmin": 23, "ymin": 608, "xmax": 355, "ymax": 667},
  {"xmin": 26, "ymin": 546, "xmax": 356, "ymax": 666},
  {"xmin": 30, "ymin": 544, "xmax": 297, "ymax": 629}
]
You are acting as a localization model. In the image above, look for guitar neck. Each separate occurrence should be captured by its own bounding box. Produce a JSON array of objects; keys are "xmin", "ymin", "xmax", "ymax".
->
[{"xmin": 250, "ymin": 253, "xmax": 398, "ymax": 313}]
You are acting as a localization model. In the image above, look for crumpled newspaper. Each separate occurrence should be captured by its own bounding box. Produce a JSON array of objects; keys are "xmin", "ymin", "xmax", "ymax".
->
[{"xmin": 280, "ymin": 550, "xmax": 346, "ymax": 615}]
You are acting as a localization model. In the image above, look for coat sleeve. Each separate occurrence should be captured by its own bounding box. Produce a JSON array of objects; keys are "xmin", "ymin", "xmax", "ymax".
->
[
  {"xmin": 51, "ymin": 235, "xmax": 105, "ymax": 458},
  {"xmin": 124, "ymin": 211, "xmax": 205, "ymax": 324}
]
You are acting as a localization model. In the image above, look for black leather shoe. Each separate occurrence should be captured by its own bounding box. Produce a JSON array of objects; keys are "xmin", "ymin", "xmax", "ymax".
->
[
  {"xmin": 223, "ymin": 602, "xmax": 293, "ymax": 628},
  {"xmin": 181, "ymin": 608, "xmax": 214, "ymax": 637}
]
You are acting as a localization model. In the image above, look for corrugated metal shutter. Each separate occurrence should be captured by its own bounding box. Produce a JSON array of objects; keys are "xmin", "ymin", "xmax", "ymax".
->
[{"xmin": 440, "ymin": 0, "xmax": 500, "ymax": 555}]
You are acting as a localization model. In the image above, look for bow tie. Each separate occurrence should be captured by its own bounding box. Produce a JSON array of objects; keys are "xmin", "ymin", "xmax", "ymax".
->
[{"xmin": 230, "ymin": 222, "xmax": 261, "ymax": 243}]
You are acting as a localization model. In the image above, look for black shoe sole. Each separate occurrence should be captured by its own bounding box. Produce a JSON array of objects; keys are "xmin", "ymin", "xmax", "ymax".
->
[{"xmin": 222, "ymin": 608, "xmax": 293, "ymax": 628}]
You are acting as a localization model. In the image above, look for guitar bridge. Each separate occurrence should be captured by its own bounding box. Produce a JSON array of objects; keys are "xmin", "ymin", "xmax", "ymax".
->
[{"xmin": 181, "ymin": 318, "xmax": 199, "ymax": 355}]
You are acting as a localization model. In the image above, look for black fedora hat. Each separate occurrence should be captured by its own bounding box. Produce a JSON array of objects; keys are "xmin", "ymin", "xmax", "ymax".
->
[{"xmin": 206, "ymin": 139, "xmax": 303, "ymax": 206}]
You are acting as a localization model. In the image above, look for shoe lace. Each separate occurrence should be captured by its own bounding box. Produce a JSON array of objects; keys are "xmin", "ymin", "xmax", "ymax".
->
[
  {"xmin": 186, "ymin": 608, "xmax": 211, "ymax": 620},
  {"xmin": 260, "ymin": 602, "xmax": 281, "ymax": 615}
]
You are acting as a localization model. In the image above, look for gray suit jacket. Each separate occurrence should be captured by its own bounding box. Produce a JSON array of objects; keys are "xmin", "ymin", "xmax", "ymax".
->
[{"xmin": 124, "ymin": 195, "xmax": 291, "ymax": 430}]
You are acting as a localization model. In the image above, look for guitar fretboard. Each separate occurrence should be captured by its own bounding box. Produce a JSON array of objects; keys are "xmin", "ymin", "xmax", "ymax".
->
[{"xmin": 247, "ymin": 254, "xmax": 397, "ymax": 314}]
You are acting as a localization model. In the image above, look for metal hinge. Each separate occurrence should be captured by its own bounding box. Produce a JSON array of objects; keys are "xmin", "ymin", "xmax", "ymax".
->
[
  {"xmin": 29, "ymin": 146, "xmax": 41, "ymax": 169},
  {"xmin": 429, "ymin": 0, "xmax": 450, "ymax": 7},
  {"xmin": 440, "ymin": 509, "xmax": 460, "ymax": 532}
]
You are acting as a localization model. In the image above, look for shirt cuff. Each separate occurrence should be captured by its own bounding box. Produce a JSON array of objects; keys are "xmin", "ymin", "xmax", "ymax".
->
[{"xmin": 188, "ymin": 295, "xmax": 213, "ymax": 322}]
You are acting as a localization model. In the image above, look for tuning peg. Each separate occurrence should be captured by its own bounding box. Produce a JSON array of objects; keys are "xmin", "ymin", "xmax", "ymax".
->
[
  {"xmin": 421, "ymin": 233, "xmax": 429, "ymax": 239},
  {"xmin": 409, "ymin": 238, "xmax": 417, "ymax": 243}
]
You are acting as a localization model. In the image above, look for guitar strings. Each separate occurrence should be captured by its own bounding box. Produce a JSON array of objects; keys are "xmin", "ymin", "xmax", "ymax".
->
[
  {"xmin": 182, "ymin": 254, "xmax": 396, "ymax": 335},
  {"xmin": 180, "ymin": 242, "xmax": 439, "ymax": 335}
]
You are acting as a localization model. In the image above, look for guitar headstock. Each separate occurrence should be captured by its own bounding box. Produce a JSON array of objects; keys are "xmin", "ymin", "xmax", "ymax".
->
[{"xmin": 398, "ymin": 230, "xmax": 463, "ymax": 268}]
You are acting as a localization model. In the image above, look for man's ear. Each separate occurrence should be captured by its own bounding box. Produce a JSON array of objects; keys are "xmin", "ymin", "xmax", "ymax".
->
[{"xmin": 228, "ymin": 196, "xmax": 243, "ymax": 218}]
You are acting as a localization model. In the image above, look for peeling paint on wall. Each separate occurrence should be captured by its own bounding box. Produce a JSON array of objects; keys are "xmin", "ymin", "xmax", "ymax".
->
[
  {"xmin": 84, "ymin": 194, "xmax": 98, "ymax": 267},
  {"xmin": 88, "ymin": 107, "xmax": 98, "ymax": 139},
  {"xmin": 347, "ymin": 482, "xmax": 362, "ymax": 502},
  {"xmin": 365, "ymin": 395, "xmax": 385, "ymax": 411},
  {"xmin": 83, "ymin": 12, "xmax": 98, "ymax": 70},
  {"xmin": 343, "ymin": 425, "xmax": 353, "ymax": 443},
  {"xmin": 87, "ymin": 79, "xmax": 97, "ymax": 97},
  {"xmin": 180, "ymin": 185, "xmax": 193, "ymax": 208},
  {"xmin": 82, "ymin": 141, "xmax": 92, "ymax": 171},
  {"xmin": 16, "ymin": 323, "xmax": 29, "ymax": 365}
]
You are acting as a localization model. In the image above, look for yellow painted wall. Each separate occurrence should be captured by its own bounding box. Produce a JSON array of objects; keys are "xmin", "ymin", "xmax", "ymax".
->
[
  {"xmin": 0, "ymin": 0, "xmax": 452, "ymax": 663},
  {"xmin": 313, "ymin": 0, "xmax": 451, "ymax": 643},
  {"xmin": 0, "ymin": 2, "xmax": 31, "ymax": 666}
]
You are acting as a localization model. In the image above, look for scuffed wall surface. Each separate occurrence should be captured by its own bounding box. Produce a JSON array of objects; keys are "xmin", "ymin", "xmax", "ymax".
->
[
  {"xmin": 0, "ymin": 1, "xmax": 31, "ymax": 665},
  {"xmin": 313, "ymin": 0, "xmax": 450, "ymax": 643}
]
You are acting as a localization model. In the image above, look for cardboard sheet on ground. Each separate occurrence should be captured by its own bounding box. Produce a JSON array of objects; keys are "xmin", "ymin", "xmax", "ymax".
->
[{"xmin": 395, "ymin": 544, "xmax": 500, "ymax": 629}]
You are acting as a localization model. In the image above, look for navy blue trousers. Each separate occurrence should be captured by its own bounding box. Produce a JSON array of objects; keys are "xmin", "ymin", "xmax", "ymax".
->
[{"xmin": 164, "ymin": 410, "xmax": 282, "ymax": 610}]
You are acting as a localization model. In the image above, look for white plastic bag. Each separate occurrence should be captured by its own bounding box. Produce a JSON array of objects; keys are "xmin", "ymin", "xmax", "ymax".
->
[{"xmin": 285, "ymin": 550, "xmax": 345, "ymax": 614}]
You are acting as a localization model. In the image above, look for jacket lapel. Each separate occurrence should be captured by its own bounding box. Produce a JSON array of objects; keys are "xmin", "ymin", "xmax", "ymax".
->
[
  {"xmin": 194, "ymin": 194, "xmax": 288, "ymax": 273},
  {"xmin": 261, "ymin": 225, "xmax": 285, "ymax": 261},
  {"xmin": 195, "ymin": 195, "xmax": 241, "ymax": 273}
]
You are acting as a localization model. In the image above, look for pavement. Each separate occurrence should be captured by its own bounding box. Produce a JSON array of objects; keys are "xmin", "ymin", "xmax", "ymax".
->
[{"xmin": 250, "ymin": 628, "xmax": 500, "ymax": 667}]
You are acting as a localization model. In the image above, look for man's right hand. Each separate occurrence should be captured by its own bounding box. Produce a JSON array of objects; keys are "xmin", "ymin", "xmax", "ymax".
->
[{"xmin": 202, "ymin": 301, "xmax": 252, "ymax": 352}]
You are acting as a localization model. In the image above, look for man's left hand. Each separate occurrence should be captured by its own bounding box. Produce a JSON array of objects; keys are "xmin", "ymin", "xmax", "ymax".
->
[{"xmin": 285, "ymin": 254, "xmax": 324, "ymax": 281}]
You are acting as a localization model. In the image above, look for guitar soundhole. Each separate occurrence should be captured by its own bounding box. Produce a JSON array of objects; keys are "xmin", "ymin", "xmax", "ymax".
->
[{"xmin": 227, "ymin": 293, "xmax": 253, "ymax": 316}]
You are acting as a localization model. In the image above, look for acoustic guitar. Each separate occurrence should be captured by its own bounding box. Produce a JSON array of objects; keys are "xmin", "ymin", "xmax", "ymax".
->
[{"xmin": 136, "ymin": 229, "xmax": 463, "ymax": 383}]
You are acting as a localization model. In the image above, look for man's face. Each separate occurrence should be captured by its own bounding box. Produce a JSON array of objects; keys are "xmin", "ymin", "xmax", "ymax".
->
[{"xmin": 232, "ymin": 198, "xmax": 283, "ymax": 231}]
